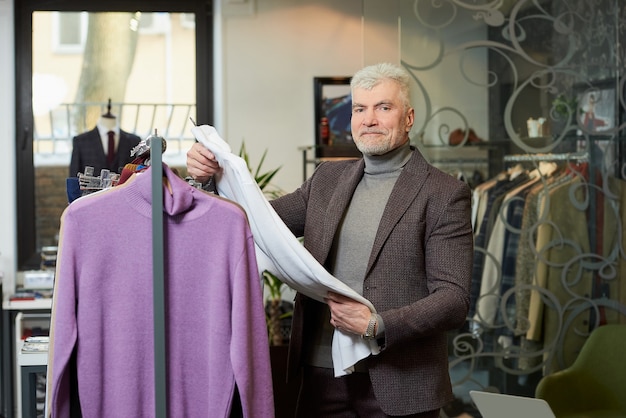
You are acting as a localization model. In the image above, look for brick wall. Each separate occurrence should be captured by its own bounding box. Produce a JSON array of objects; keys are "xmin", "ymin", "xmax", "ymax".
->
[
  {"xmin": 35, "ymin": 167, "xmax": 67, "ymax": 249},
  {"xmin": 35, "ymin": 165, "xmax": 189, "ymax": 251}
]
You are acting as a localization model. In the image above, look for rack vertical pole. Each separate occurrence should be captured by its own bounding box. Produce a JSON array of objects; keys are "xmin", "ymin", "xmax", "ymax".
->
[{"xmin": 150, "ymin": 131, "xmax": 167, "ymax": 417}]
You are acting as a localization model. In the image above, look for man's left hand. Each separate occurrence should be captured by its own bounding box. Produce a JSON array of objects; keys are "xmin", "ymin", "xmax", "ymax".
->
[{"xmin": 325, "ymin": 291, "xmax": 372, "ymax": 336}]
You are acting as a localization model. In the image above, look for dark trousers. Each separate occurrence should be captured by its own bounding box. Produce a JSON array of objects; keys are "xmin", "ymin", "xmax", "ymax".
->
[{"xmin": 295, "ymin": 366, "xmax": 440, "ymax": 418}]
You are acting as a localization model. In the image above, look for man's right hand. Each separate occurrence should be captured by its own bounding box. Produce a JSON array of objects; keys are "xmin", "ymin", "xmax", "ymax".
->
[{"xmin": 186, "ymin": 142, "xmax": 221, "ymax": 184}]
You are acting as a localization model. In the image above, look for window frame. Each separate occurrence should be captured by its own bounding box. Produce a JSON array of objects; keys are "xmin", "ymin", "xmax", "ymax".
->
[{"xmin": 14, "ymin": 0, "xmax": 214, "ymax": 270}]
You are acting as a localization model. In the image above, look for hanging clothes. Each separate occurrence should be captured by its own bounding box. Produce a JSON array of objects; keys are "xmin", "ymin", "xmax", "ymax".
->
[
  {"xmin": 474, "ymin": 170, "xmax": 543, "ymax": 328},
  {"xmin": 468, "ymin": 150, "xmax": 626, "ymax": 376},
  {"xmin": 47, "ymin": 164, "xmax": 274, "ymax": 418},
  {"xmin": 526, "ymin": 173, "xmax": 593, "ymax": 373},
  {"xmin": 468, "ymin": 169, "xmax": 529, "ymax": 320},
  {"xmin": 474, "ymin": 163, "xmax": 558, "ymax": 332}
]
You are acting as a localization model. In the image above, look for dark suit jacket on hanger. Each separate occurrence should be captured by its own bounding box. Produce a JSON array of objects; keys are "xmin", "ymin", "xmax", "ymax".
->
[{"xmin": 69, "ymin": 127, "xmax": 141, "ymax": 177}]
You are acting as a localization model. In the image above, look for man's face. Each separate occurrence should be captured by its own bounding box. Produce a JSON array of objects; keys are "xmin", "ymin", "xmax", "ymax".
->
[{"xmin": 351, "ymin": 79, "xmax": 414, "ymax": 155}]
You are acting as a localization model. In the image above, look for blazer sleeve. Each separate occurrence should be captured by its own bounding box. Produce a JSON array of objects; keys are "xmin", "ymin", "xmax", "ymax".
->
[{"xmin": 380, "ymin": 177, "xmax": 474, "ymax": 348}]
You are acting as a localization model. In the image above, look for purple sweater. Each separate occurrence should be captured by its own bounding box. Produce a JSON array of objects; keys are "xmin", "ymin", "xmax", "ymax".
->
[{"xmin": 47, "ymin": 165, "xmax": 273, "ymax": 418}]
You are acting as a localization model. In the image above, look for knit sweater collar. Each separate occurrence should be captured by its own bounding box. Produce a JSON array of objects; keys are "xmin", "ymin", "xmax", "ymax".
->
[
  {"xmin": 125, "ymin": 163, "xmax": 196, "ymax": 217},
  {"xmin": 363, "ymin": 140, "xmax": 412, "ymax": 175}
]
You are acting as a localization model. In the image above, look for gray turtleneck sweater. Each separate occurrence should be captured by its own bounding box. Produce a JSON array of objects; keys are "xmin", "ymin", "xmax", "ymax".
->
[{"xmin": 305, "ymin": 140, "xmax": 413, "ymax": 369}]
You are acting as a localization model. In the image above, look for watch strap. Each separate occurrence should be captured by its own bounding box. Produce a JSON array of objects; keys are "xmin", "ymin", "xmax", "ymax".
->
[{"xmin": 363, "ymin": 315, "xmax": 377, "ymax": 339}]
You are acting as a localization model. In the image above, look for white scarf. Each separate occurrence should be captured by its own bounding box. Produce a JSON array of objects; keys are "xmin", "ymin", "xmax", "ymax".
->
[{"xmin": 191, "ymin": 125, "xmax": 379, "ymax": 376}]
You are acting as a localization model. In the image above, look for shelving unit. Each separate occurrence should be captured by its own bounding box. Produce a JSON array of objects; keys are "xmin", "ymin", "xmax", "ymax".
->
[
  {"xmin": 300, "ymin": 140, "xmax": 511, "ymax": 186},
  {"xmin": 421, "ymin": 140, "xmax": 511, "ymax": 180},
  {"xmin": 14, "ymin": 312, "xmax": 49, "ymax": 418},
  {"xmin": 2, "ymin": 299, "xmax": 52, "ymax": 417},
  {"xmin": 299, "ymin": 145, "xmax": 361, "ymax": 181}
]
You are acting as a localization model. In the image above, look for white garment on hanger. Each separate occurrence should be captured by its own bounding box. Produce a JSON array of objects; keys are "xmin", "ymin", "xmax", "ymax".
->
[{"xmin": 191, "ymin": 124, "xmax": 380, "ymax": 377}]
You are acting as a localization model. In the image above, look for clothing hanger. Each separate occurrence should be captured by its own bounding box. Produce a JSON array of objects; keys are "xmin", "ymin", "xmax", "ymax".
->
[
  {"xmin": 507, "ymin": 163, "xmax": 525, "ymax": 180},
  {"xmin": 101, "ymin": 98, "xmax": 115, "ymax": 119},
  {"xmin": 98, "ymin": 98, "xmax": 117, "ymax": 131},
  {"xmin": 118, "ymin": 133, "xmax": 172, "ymax": 195},
  {"xmin": 527, "ymin": 161, "xmax": 558, "ymax": 179}
]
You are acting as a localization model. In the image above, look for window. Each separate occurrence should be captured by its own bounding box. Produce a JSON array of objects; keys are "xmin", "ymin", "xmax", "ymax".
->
[
  {"xmin": 52, "ymin": 12, "xmax": 87, "ymax": 53},
  {"xmin": 137, "ymin": 12, "xmax": 171, "ymax": 34},
  {"xmin": 16, "ymin": 0, "xmax": 214, "ymax": 271}
]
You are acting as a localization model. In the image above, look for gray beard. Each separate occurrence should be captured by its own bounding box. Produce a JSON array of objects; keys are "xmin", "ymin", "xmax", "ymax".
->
[{"xmin": 355, "ymin": 139, "xmax": 391, "ymax": 156}]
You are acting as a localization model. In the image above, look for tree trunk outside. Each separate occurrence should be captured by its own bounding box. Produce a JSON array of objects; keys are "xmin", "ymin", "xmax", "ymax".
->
[{"xmin": 74, "ymin": 12, "xmax": 140, "ymax": 131}]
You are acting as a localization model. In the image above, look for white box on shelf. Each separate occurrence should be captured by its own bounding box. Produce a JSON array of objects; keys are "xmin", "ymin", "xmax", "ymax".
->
[{"xmin": 22, "ymin": 270, "xmax": 54, "ymax": 290}]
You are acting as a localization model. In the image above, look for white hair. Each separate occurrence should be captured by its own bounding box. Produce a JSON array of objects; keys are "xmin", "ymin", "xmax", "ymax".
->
[{"xmin": 350, "ymin": 63, "xmax": 411, "ymax": 109}]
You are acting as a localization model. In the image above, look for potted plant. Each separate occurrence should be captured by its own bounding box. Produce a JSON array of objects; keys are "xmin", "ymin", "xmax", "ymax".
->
[
  {"xmin": 263, "ymin": 270, "xmax": 293, "ymax": 346},
  {"xmin": 239, "ymin": 143, "xmax": 298, "ymax": 417}
]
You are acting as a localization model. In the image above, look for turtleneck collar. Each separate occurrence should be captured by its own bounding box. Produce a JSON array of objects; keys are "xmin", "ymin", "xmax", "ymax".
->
[{"xmin": 363, "ymin": 140, "xmax": 413, "ymax": 175}]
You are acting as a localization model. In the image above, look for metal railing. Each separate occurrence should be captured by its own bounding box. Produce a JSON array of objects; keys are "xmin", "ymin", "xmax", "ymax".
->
[{"xmin": 34, "ymin": 102, "xmax": 197, "ymax": 164}]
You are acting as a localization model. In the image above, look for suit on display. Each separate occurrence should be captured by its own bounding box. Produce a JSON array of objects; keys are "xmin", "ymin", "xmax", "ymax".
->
[{"xmin": 69, "ymin": 115, "xmax": 141, "ymax": 177}]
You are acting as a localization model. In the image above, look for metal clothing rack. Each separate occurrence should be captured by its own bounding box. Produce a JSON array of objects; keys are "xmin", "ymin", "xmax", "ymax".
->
[
  {"xmin": 428, "ymin": 158, "xmax": 489, "ymax": 165},
  {"xmin": 502, "ymin": 151, "xmax": 589, "ymax": 163},
  {"xmin": 502, "ymin": 150, "xmax": 594, "ymax": 248},
  {"xmin": 149, "ymin": 131, "xmax": 167, "ymax": 418}
]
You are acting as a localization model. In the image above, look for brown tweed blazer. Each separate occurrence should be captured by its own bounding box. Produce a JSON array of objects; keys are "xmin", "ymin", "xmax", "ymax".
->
[{"xmin": 271, "ymin": 147, "xmax": 474, "ymax": 415}]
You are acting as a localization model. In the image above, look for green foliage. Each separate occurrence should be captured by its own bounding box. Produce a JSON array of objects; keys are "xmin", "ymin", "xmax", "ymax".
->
[
  {"xmin": 263, "ymin": 270, "xmax": 293, "ymax": 346},
  {"xmin": 262, "ymin": 270, "xmax": 285, "ymax": 301},
  {"xmin": 552, "ymin": 94, "xmax": 579, "ymax": 118},
  {"xmin": 238, "ymin": 142, "xmax": 283, "ymax": 199}
]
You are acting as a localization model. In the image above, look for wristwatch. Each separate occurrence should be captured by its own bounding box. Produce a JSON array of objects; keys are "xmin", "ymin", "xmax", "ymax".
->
[{"xmin": 363, "ymin": 315, "xmax": 377, "ymax": 340}]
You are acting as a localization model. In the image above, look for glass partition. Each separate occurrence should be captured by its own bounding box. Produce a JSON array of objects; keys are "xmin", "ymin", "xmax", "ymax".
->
[{"xmin": 391, "ymin": 0, "xmax": 626, "ymax": 405}]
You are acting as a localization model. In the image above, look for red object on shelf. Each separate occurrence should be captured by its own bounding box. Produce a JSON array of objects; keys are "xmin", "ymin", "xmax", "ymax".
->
[
  {"xmin": 10, "ymin": 295, "xmax": 36, "ymax": 301},
  {"xmin": 319, "ymin": 117, "xmax": 330, "ymax": 145}
]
